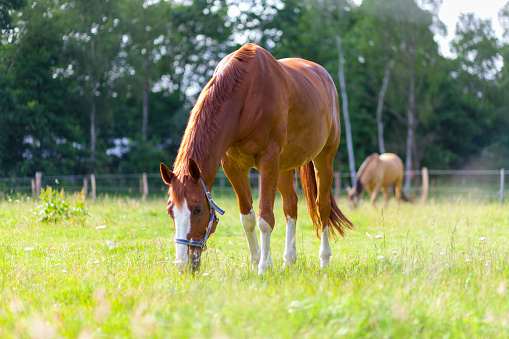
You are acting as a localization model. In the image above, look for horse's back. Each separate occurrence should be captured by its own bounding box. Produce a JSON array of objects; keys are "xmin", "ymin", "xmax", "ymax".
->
[
  {"xmin": 221, "ymin": 45, "xmax": 340, "ymax": 171},
  {"xmin": 379, "ymin": 153, "xmax": 404, "ymax": 185}
]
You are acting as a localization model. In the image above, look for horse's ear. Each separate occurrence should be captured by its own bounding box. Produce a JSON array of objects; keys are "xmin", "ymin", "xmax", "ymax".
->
[
  {"xmin": 160, "ymin": 163, "xmax": 174, "ymax": 185},
  {"xmin": 188, "ymin": 158, "xmax": 201, "ymax": 183}
]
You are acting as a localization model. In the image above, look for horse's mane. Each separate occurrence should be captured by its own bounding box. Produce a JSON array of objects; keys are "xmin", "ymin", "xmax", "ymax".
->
[
  {"xmin": 173, "ymin": 43, "xmax": 257, "ymax": 178},
  {"xmin": 169, "ymin": 44, "xmax": 256, "ymax": 204},
  {"xmin": 354, "ymin": 153, "xmax": 379, "ymax": 191}
]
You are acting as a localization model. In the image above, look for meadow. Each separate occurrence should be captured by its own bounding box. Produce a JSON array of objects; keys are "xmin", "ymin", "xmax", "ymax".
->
[{"xmin": 1, "ymin": 192, "xmax": 508, "ymax": 338}]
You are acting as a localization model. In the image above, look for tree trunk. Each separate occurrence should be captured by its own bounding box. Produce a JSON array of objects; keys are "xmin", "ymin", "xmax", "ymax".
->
[
  {"xmin": 376, "ymin": 57, "xmax": 390, "ymax": 154},
  {"xmin": 336, "ymin": 35, "xmax": 356, "ymax": 184},
  {"xmin": 90, "ymin": 37, "xmax": 98, "ymax": 172},
  {"xmin": 90, "ymin": 99, "xmax": 96, "ymax": 169},
  {"xmin": 404, "ymin": 50, "xmax": 416, "ymax": 195},
  {"xmin": 142, "ymin": 50, "xmax": 149, "ymax": 141}
]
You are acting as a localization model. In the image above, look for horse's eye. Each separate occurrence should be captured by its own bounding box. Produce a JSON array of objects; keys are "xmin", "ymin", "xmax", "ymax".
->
[{"xmin": 193, "ymin": 206, "xmax": 202, "ymax": 215}]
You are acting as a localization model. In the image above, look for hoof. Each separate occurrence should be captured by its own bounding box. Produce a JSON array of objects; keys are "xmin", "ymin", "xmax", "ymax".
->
[
  {"xmin": 320, "ymin": 259, "xmax": 330, "ymax": 269},
  {"xmin": 258, "ymin": 262, "xmax": 272, "ymax": 275}
]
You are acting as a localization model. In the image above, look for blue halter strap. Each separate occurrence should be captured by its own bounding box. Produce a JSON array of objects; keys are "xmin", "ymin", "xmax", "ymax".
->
[{"xmin": 173, "ymin": 178, "xmax": 225, "ymax": 250}]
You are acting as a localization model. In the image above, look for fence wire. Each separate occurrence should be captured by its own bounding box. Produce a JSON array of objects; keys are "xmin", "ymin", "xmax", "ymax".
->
[{"xmin": 0, "ymin": 169, "xmax": 506, "ymax": 203}]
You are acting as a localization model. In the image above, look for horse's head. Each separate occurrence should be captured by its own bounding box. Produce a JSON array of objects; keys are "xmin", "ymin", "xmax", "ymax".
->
[
  {"xmin": 160, "ymin": 158, "xmax": 220, "ymax": 272},
  {"xmin": 347, "ymin": 186, "xmax": 361, "ymax": 209}
]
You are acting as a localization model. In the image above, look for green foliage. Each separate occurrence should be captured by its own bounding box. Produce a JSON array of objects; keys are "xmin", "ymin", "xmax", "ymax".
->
[
  {"xmin": 1, "ymin": 0, "xmax": 509, "ymax": 177},
  {"xmin": 35, "ymin": 186, "xmax": 89, "ymax": 222}
]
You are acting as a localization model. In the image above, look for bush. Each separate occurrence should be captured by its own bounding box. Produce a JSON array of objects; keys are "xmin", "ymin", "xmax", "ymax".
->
[{"xmin": 35, "ymin": 186, "xmax": 89, "ymax": 223}]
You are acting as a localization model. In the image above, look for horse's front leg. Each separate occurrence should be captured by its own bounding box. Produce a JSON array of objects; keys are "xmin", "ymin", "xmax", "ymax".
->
[
  {"xmin": 256, "ymin": 147, "xmax": 280, "ymax": 274},
  {"xmin": 222, "ymin": 156, "xmax": 260, "ymax": 269},
  {"xmin": 370, "ymin": 185, "xmax": 380, "ymax": 206},
  {"xmin": 381, "ymin": 186, "xmax": 389, "ymax": 208}
]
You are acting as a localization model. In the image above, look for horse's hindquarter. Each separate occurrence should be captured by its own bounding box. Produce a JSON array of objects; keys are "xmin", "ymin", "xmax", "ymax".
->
[{"xmin": 277, "ymin": 58, "xmax": 341, "ymax": 170}]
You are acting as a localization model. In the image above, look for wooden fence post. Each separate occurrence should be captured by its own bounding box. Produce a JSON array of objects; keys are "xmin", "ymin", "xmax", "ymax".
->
[
  {"xmin": 83, "ymin": 178, "xmax": 88, "ymax": 197},
  {"xmin": 91, "ymin": 174, "xmax": 96, "ymax": 202},
  {"xmin": 334, "ymin": 172, "xmax": 341, "ymax": 199},
  {"xmin": 501, "ymin": 168, "xmax": 505, "ymax": 205},
  {"xmin": 258, "ymin": 171, "xmax": 262, "ymax": 197},
  {"xmin": 31, "ymin": 179, "xmax": 36, "ymax": 197},
  {"xmin": 293, "ymin": 170, "xmax": 299, "ymax": 194},
  {"xmin": 141, "ymin": 172, "xmax": 148, "ymax": 201},
  {"xmin": 220, "ymin": 177, "xmax": 225, "ymax": 196},
  {"xmin": 35, "ymin": 172, "xmax": 42, "ymax": 197},
  {"xmin": 421, "ymin": 167, "xmax": 429, "ymax": 204}
]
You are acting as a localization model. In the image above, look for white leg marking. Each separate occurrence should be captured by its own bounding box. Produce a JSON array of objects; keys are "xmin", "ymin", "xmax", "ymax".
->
[
  {"xmin": 319, "ymin": 226, "xmax": 332, "ymax": 268},
  {"xmin": 240, "ymin": 209, "xmax": 260, "ymax": 268},
  {"xmin": 172, "ymin": 200, "xmax": 191, "ymax": 269},
  {"xmin": 257, "ymin": 217, "xmax": 273, "ymax": 274},
  {"xmin": 283, "ymin": 216, "xmax": 297, "ymax": 268}
]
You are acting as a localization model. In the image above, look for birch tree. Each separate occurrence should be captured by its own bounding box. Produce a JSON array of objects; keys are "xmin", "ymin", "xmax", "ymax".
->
[
  {"xmin": 394, "ymin": 0, "xmax": 437, "ymax": 194},
  {"xmin": 336, "ymin": 33, "xmax": 356, "ymax": 182},
  {"xmin": 65, "ymin": 0, "xmax": 123, "ymax": 172}
]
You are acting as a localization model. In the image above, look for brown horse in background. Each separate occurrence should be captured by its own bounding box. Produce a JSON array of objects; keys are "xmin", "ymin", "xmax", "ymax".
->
[
  {"xmin": 347, "ymin": 153, "xmax": 408, "ymax": 208},
  {"xmin": 159, "ymin": 43, "xmax": 352, "ymax": 274}
]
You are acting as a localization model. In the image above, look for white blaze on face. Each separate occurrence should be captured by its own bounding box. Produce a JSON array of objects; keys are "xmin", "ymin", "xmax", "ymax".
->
[{"xmin": 172, "ymin": 199, "xmax": 191, "ymax": 265}]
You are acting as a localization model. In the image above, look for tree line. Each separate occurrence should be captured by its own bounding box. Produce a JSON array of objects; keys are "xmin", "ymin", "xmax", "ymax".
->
[{"xmin": 1, "ymin": 0, "xmax": 508, "ymax": 178}]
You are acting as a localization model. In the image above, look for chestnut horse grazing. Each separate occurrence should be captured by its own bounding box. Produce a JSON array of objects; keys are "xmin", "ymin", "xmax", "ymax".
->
[
  {"xmin": 160, "ymin": 43, "xmax": 352, "ymax": 273},
  {"xmin": 347, "ymin": 153, "xmax": 407, "ymax": 208}
]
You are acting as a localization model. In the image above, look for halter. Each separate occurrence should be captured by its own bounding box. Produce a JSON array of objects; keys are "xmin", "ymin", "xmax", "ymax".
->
[{"xmin": 173, "ymin": 178, "xmax": 225, "ymax": 250}]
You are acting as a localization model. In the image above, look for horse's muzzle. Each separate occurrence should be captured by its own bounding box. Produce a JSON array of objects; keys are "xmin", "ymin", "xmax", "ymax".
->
[{"xmin": 174, "ymin": 247, "xmax": 202, "ymax": 272}]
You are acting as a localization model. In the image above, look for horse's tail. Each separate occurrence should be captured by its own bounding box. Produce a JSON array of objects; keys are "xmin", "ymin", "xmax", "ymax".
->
[
  {"xmin": 400, "ymin": 191, "xmax": 411, "ymax": 202},
  {"xmin": 300, "ymin": 162, "xmax": 353, "ymax": 239}
]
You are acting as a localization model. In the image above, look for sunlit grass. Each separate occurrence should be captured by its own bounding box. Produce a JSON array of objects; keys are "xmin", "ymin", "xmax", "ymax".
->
[{"xmin": 1, "ymin": 194, "xmax": 508, "ymax": 338}]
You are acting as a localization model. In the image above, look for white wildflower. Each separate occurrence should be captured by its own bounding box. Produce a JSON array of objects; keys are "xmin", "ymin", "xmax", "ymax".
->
[
  {"xmin": 24, "ymin": 247, "xmax": 34, "ymax": 252},
  {"xmin": 375, "ymin": 235, "xmax": 383, "ymax": 239},
  {"xmin": 377, "ymin": 256, "xmax": 384, "ymax": 260},
  {"xmin": 106, "ymin": 240, "xmax": 116, "ymax": 250},
  {"xmin": 96, "ymin": 225, "xmax": 106, "ymax": 230},
  {"xmin": 94, "ymin": 260, "xmax": 100, "ymax": 264},
  {"xmin": 465, "ymin": 259, "xmax": 471, "ymax": 262},
  {"xmin": 479, "ymin": 237, "xmax": 486, "ymax": 241}
]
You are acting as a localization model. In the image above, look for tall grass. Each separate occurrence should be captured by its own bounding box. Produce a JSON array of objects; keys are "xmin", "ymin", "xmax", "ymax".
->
[{"xmin": 0, "ymin": 193, "xmax": 508, "ymax": 338}]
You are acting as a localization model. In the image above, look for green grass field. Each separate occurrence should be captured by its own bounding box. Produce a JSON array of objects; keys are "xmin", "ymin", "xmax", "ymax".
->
[{"xmin": 1, "ymin": 193, "xmax": 508, "ymax": 338}]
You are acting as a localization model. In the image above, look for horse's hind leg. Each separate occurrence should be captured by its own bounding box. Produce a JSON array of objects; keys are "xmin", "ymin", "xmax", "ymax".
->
[
  {"xmin": 277, "ymin": 170, "xmax": 298, "ymax": 268},
  {"xmin": 222, "ymin": 156, "xmax": 260, "ymax": 269},
  {"xmin": 312, "ymin": 151, "xmax": 336, "ymax": 268},
  {"xmin": 394, "ymin": 179, "xmax": 403, "ymax": 204}
]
